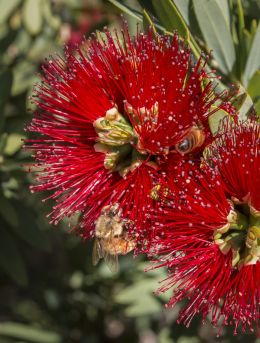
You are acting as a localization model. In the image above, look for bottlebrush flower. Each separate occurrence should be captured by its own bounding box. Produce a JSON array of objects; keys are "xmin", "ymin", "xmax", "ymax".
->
[
  {"xmin": 148, "ymin": 120, "xmax": 260, "ymax": 334},
  {"xmin": 26, "ymin": 24, "xmax": 232, "ymax": 256}
]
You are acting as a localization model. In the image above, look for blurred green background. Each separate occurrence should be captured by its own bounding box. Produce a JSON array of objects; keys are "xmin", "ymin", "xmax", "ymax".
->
[{"xmin": 0, "ymin": 0, "xmax": 260, "ymax": 342}]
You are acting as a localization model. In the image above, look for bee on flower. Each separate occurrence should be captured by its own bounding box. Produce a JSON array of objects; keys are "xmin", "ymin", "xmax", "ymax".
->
[{"xmin": 92, "ymin": 203, "xmax": 136, "ymax": 272}]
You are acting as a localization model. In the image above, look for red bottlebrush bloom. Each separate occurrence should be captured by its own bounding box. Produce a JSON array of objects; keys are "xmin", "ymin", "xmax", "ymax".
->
[
  {"xmin": 26, "ymin": 25, "xmax": 232, "ymax": 261},
  {"xmin": 148, "ymin": 120, "xmax": 260, "ymax": 334}
]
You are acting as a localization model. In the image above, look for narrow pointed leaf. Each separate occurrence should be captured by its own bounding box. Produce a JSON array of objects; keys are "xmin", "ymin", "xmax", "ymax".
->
[
  {"xmin": 247, "ymin": 70, "xmax": 260, "ymax": 101},
  {"xmin": 243, "ymin": 23, "xmax": 260, "ymax": 86},
  {"xmin": 108, "ymin": 0, "xmax": 142, "ymax": 22},
  {"xmin": 152, "ymin": 0, "xmax": 187, "ymax": 36},
  {"xmin": 0, "ymin": 0, "xmax": 21, "ymax": 25},
  {"xmin": 151, "ymin": 0, "xmax": 200, "ymax": 58},
  {"xmin": 23, "ymin": 0, "xmax": 43, "ymax": 35},
  {"xmin": 220, "ymin": 0, "xmax": 231, "ymax": 29},
  {"xmin": 232, "ymin": 85, "xmax": 255, "ymax": 120},
  {"xmin": 3, "ymin": 133, "xmax": 24, "ymax": 156},
  {"xmin": 0, "ymin": 322, "xmax": 61, "ymax": 343},
  {"xmin": 143, "ymin": 9, "xmax": 157, "ymax": 33},
  {"xmin": 193, "ymin": 0, "xmax": 235, "ymax": 74},
  {"xmin": 208, "ymin": 108, "xmax": 231, "ymax": 135},
  {"xmin": 255, "ymin": 99, "xmax": 260, "ymax": 119},
  {"xmin": 172, "ymin": 0, "xmax": 190, "ymax": 24}
]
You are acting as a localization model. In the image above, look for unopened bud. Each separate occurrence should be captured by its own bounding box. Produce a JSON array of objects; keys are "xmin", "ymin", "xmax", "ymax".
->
[{"xmin": 105, "ymin": 107, "xmax": 119, "ymax": 121}]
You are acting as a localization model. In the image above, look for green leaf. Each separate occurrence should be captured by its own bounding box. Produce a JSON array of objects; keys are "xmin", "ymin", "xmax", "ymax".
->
[
  {"xmin": 158, "ymin": 328, "xmax": 172, "ymax": 343},
  {"xmin": 173, "ymin": 0, "xmax": 203, "ymax": 40},
  {"xmin": 116, "ymin": 278, "xmax": 161, "ymax": 316},
  {"xmin": 250, "ymin": 19, "xmax": 258, "ymax": 37},
  {"xmin": 235, "ymin": 0, "xmax": 247, "ymax": 80},
  {"xmin": 108, "ymin": 0, "xmax": 142, "ymax": 22},
  {"xmin": 143, "ymin": 9, "xmax": 157, "ymax": 34},
  {"xmin": 177, "ymin": 338, "xmax": 200, "ymax": 343},
  {"xmin": 115, "ymin": 264, "xmax": 169, "ymax": 317},
  {"xmin": 242, "ymin": 28, "xmax": 253, "ymax": 54},
  {"xmin": 193, "ymin": 0, "xmax": 236, "ymax": 74},
  {"xmin": 125, "ymin": 296, "xmax": 161, "ymax": 316},
  {"xmin": 0, "ymin": 0, "xmax": 21, "ymax": 25},
  {"xmin": 42, "ymin": 0, "xmax": 60, "ymax": 30},
  {"xmin": 232, "ymin": 84, "xmax": 255, "ymax": 121},
  {"xmin": 255, "ymin": 99, "xmax": 260, "ymax": 119},
  {"xmin": 243, "ymin": 22, "xmax": 260, "ymax": 86},
  {"xmin": 219, "ymin": 0, "xmax": 230, "ymax": 29},
  {"xmin": 12, "ymin": 29, "xmax": 32, "ymax": 57},
  {"xmin": 116, "ymin": 280, "xmax": 155, "ymax": 304},
  {"xmin": 0, "ymin": 193, "xmax": 19, "ymax": 228},
  {"xmin": 173, "ymin": 0, "xmax": 190, "ymax": 24},
  {"xmin": 0, "ymin": 322, "xmax": 61, "ymax": 343},
  {"xmin": 152, "ymin": 0, "xmax": 186, "ymax": 36},
  {"xmin": 0, "ymin": 133, "xmax": 8, "ymax": 152},
  {"xmin": 208, "ymin": 109, "xmax": 228, "ymax": 135},
  {"xmin": 151, "ymin": 0, "xmax": 200, "ymax": 58},
  {"xmin": 23, "ymin": 0, "xmax": 43, "ymax": 36},
  {"xmin": 137, "ymin": 0, "xmax": 155, "ymax": 16},
  {"xmin": 0, "ymin": 338, "xmax": 13, "ymax": 343},
  {"xmin": 0, "ymin": 225, "xmax": 28, "ymax": 286},
  {"xmin": 11, "ymin": 61, "xmax": 37, "ymax": 96},
  {"xmin": 237, "ymin": 0, "xmax": 245, "ymax": 38},
  {"xmin": 0, "ymin": 69, "xmax": 13, "ymax": 131},
  {"xmin": 28, "ymin": 35, "xmax": 57, "ymax": 62},
  {"xmin": 109, "ymin": 0, "xmax": 180, "ymax": 38},
  {"xmin": 3, "ymin": 133, "xmax": 24, "ymax": 156},
  {"xmin": 247, "ymin": 70, "xmax": 260, "ymax": 101},
  {"xmin": 177, "ymin": 0, "xmax": 230, "ymax": 30}
]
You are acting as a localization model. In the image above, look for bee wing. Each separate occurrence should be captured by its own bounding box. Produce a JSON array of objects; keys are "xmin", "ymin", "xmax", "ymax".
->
[
  {"xmin": 92, "ymin": 239, "xmax": 104, "ymax": 266},
  {"xmin": 104, "ymin": 252, "xmax": 119, "ymax": 273}
]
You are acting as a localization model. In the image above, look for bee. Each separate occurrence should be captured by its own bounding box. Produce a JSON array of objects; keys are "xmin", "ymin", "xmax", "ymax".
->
[
  {"xmin": 92, "ymin": 204, "xmax": 136, "ymax": 272},
  {"xmin": 175, "ymin": 127, "xmax": 205, "ymax": 154}
]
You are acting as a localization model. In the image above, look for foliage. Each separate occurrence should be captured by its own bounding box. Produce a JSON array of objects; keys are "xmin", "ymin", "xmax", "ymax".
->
[{"xmin": 0, "ymin": 0, "xmax": 259, "ymax": 342}]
